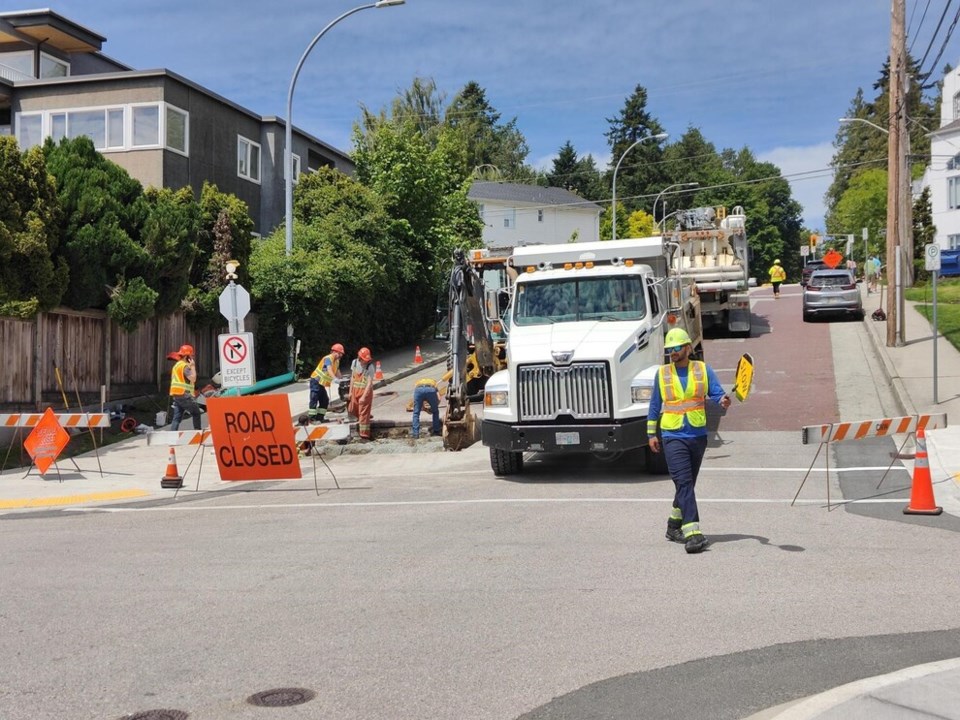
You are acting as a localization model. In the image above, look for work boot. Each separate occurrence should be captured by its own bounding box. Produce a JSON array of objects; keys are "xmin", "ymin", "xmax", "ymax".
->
[
  {"xmin": 684, "ymin": 533, "xmax": 708, "ymax": 554},
  {"xmin": 666, "ymin": 519, "xmax": 683, "ymax": 543}
]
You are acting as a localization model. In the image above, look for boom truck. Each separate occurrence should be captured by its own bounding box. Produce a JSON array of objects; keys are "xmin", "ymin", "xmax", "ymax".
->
[
  {"xmin": 667, "ymin": 205, "xmax": 753, "ymax": 335},
  {"xmin": 480, "ymin": 236, "xmax": 703, "ymax": 476}
]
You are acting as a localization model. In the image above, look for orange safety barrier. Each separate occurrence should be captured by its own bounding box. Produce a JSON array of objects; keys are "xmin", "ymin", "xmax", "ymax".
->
[
  {"xmin": 0, "ymin": 412, "xmax": 110, "ymax": 428},
  {"xmin": 903, "ymin": 428, "xmax": 942, "ymax": 515},
  {"xmin": 801, "ymin": 413, "xmax": 947, "ymax": 445}
]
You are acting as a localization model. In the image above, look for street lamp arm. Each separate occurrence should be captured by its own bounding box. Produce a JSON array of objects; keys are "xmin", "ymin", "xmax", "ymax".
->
[
  {"xmin": 611, "ymin": 132, "xmax": 668, "ymax": 240},
  {"xmin": 654, "ymin": 182, "xmax": 699, "ymax": 231},
  {"xmin": 838, "ymin": 117, "xmax": 890, "ymax": 135}
]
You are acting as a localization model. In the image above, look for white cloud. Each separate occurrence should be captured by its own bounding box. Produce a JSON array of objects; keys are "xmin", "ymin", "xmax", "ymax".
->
[{"xmin": 758, "ymin": 142, "xmax": 835, "ymax": 231}]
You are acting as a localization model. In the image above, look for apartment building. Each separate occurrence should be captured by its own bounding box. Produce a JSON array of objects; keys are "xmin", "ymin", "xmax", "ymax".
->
[{"xmin": 0, "ymin": 8, "xmax": 353, "ymax": 235}]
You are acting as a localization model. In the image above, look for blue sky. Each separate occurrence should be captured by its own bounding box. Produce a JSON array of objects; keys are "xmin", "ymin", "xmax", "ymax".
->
[{"xmin": 53, "ymin": 0, "xmax": 960, "ymax": 231}]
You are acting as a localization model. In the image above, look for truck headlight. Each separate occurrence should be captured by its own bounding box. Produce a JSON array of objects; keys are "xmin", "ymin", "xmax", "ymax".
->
[
  {"xmin": 631, "ymin": 385, "xmax": 653, "ymax": 403},
  {"xmin": 484, "ymin": 390, "xmax": 508, "ymax": 407}
]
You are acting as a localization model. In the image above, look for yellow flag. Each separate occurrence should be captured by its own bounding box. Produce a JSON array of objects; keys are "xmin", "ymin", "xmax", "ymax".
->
[{"xmin": 734, "ymin": 353, "xmax": 754, "ymax": 402}]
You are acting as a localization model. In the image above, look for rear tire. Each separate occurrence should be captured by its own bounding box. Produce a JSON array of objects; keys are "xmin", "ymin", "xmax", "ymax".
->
[{"xmin": 490, "ymin": 447, "xmax": 523, "ymax": 476}]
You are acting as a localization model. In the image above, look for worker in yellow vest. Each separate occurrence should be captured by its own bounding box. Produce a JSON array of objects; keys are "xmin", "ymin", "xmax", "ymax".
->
[
  {"xmin": 169, "ymin": 343, "xmax": 201, "ymax": 431},
  {"xmin": 768, "ymin": 259, "xmax": 786, "ymax": 298},
  {"xmin": 647, "ymin": 328, "xmax": 731, "ymax": 554},
  {"xmin": 347, "ymin": 347, "xmax": 376, "ymax": 440},
  {"xmin": 411, "ymin": 377, "xmax": 447, "ymax": 439},
  {"xmin": 308, "ymin": 342, "xmax": 344, "ymax": 424}
]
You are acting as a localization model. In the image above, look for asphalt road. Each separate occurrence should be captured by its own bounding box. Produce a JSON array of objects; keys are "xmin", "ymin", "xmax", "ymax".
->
[{"xmin": 2, "ymin": 286, "xmax": 958, "ymax": 720}]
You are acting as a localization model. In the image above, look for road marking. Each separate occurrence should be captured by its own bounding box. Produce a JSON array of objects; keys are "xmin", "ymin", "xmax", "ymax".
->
[
  {"xmin": 0, "ymin": 489, "xmax": 149, "ymax": 509},
  {"xmin": 63, "ymin": 496, "xmax": 915, "ymax": 513}
]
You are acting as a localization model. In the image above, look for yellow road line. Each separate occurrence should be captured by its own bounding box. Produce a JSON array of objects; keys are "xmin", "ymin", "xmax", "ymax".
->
[{"xmin": 0, "ymin": 489, "xmax": 150, "ymax": 509}]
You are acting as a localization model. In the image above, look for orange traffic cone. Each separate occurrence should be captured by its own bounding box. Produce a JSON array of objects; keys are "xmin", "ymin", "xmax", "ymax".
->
[
  {"xmin": 414, "ymin": 346, "xmax": 423, "ymax": 364},
  {"xmin": 903, "ymin": 428, "xmax": 942, "ymax": 515},
  {"xmin": 160, "ymin": 446, "xmax": 183, "ymax": 489},
  {"xmin": 374, "ymin": 361, "xmax": 384, "ymax": 381}
]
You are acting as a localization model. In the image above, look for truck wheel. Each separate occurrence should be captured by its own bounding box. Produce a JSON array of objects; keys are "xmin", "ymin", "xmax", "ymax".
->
[
  {"xmin": 490, "ymin": 447, "xmax": 523, "ymax": 476},
  {"xmin": 645, "ymin": 445, "xmax": 669, "ymax": 475}
]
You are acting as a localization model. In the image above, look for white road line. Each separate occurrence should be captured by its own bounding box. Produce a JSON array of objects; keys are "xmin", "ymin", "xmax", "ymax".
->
[{"xmin": 63, "ymin": 497, "xmax": 913, "ymax": 513}]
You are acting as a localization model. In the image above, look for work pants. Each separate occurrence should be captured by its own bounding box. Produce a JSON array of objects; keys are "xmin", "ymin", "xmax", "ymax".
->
[
  {"xmin": 170, "ymin": 393, "xmax": 201, "ymax": 431},
  {"xmin": 411, "ymin": 386, "xmax": 440, "ymax": 438},
  {"xmin": 308, "ymin": 377, "xmax": 330, "ymax": 421},
  {"xmin": 663, "ymin": 435, "xmax": 708, "ymax": 529},
  {"xmin": 348, "ymin": 387, "xmax": 373, "ymax": 439}
]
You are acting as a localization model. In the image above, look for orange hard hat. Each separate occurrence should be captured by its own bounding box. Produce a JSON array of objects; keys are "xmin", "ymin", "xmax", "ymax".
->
[
  {"xmin": 178, "ymin": 344, "xmax": 194, "ymax": 357},
  {"xmin": 331, "ymin": 343, "xmax": 345, "ymax": 354},
  {"xmin": 358, "ymin": 347, "xmax": 372, "ymax": 363}
]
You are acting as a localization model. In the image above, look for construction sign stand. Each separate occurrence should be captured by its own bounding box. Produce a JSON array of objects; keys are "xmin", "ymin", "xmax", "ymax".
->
[
  {"xmin": 794, "ymin": 413, "xmax": 948, "ymax": 511},
  {"xmin": 148, "ymin": 430, "xmax": 211, "ymax": 495},
  {"xmin": 1, "ymin": 410, "xmax": 110, "ymax": 480}
]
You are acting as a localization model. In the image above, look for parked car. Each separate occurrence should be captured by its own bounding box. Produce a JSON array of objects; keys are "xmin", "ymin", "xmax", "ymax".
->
[
  {"xmin": 801, "ymin": 259, "xmax": 827, "ymax": 287},
  {"xmin": 802, "ymin": 269, "xmax": 864, "ymax": 321}
]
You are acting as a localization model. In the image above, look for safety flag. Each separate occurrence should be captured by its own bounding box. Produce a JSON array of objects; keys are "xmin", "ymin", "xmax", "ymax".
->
[{"xmin": 733, "ymin": 353, "xmax": 754, "ymax": 402}]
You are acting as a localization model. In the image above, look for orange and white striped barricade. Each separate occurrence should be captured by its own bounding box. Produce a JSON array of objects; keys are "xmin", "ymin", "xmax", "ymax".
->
[
  {"xmin": 0, "ymin": 411, "xmax": 111, "ymax": 479},
  {"xmin": 294, "ymin": 422, "xmax": 350, "ymax": 493},
  {"xmin": 794, "ymin": 413, "xmax": 948, "ymax": 510}
]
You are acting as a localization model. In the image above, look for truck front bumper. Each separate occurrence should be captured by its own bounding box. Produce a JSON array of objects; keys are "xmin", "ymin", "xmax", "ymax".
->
[{"xmin": 481, "ymin": 418, "xmax": 647, "ymax": 453}]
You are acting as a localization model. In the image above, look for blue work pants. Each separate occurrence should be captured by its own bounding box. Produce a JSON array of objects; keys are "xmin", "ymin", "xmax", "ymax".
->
[
  {"xmin": 663, "ymin": 435, "xmax": 708, "ymax": 525},
  {"xmin": 411, "ymin": 385, "xmax": 440, "ymax": 438}
]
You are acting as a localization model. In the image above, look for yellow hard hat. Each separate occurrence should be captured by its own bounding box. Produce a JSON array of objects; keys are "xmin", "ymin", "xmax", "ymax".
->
[
  {"xmin": 774, "ymin": 259, "xmax": 781, "ymax": 264},
  {"xmin": 664, "ymin": 328, "xmax": 692, "ymax": 347}
]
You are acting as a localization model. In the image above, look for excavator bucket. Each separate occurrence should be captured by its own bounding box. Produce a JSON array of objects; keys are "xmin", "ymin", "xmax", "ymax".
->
[{"xmin": 443, "ymin": 400, "xmax": 478, "ymax": 451}]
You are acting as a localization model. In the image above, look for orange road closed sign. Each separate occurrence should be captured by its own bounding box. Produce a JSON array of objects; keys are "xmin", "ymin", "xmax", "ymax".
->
[
  {"xmin": 206, "ymin": 396, "xmax": 300, "ymax": 481},
  {"xmin": 823, "ymin": 249, "xmax": 843, "ymax": 269},
  {"xmin": 24, "ymin": 407, "xmax": 70, "ymax": 475}
]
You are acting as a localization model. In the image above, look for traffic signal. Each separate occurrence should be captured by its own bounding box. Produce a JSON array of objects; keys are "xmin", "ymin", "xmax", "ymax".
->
[{"xmin": 809, "ymin": 234, "xmax": 818, "ymax": 250}]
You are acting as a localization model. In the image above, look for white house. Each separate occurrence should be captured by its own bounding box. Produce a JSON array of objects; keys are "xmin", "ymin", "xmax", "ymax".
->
[
  {"xmin": 467, "ymin": 181, "xmax": 603, "ymax": 252},
  {"xmin": 927, "ymin": 61, "xmax": 960, "ymax": 250}
]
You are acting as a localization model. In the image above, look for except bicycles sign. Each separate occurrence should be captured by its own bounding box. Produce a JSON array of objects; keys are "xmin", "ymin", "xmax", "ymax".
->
[{"xmin": 218, "ymin": 332, "xmax": 256, "ymax": 388}]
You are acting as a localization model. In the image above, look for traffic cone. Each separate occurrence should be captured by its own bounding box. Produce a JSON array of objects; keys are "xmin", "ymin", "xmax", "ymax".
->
[
  {"xmin": 414, "ymin": 346, "xmax": 423, "ymax": 364},
  {"xmin": 903, "ymin": 428, "xmax": 942, "ymax": 515},
  {"xmin": 374, "ymin": 361, "xmax": 384, "ymax": 381},
  {"xmin": 160, "ymin": 446, "xmax": 183, "ymax": 489}
]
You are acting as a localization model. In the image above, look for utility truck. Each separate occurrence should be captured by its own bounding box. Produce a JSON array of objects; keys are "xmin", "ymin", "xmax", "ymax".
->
[
  {"xmin": 667, "ymin": 205, "xmax": 753, "ymax": 335},
  {"xmin": 480, "ymin": 237, "xmax": 703, "ymax": 476}
]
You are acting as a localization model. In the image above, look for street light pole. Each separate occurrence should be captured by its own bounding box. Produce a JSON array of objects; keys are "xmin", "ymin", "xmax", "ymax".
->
[
  {"xmin": 654, "ymin": 182, "xmax": 699, "ymax": 231},
  {"xmin": 611, "ymin": 132, "xmax": 668, "ymax": 240},
  {"xmin": 282, "ymin": 0, "xmax": 405, "ymax": 369}
]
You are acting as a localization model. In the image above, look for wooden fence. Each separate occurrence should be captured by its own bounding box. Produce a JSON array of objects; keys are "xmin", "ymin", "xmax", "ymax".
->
[{"xmin": 0, "ymin": 308, "xmax": 245, "ymax": 409}]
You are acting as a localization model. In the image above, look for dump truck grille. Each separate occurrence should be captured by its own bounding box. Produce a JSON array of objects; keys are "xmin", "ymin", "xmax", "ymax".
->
[{"xmin": 518, "ymin": 362, "xmax": 611, "ymax": 421}]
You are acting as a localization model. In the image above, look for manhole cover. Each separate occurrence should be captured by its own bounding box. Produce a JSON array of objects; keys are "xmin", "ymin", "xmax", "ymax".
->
[
  {"xmin": 121, "ymin": 711, "xmax": 189, "ymax": 720},
  {"xmin": 247, "ymin": 687, "xmax": 316, "ymax": 707}
]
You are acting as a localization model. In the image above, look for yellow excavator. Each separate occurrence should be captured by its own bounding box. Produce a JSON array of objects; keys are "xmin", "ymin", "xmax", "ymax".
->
[{"xmin": 442, "ymin": 248, "xmax": 512, "ymax": 450}]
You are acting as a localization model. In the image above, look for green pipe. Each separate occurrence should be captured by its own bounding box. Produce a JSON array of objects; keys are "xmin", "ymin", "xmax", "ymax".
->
[{"xmin": 219, "ymin": 372, "xmax": 296, "ymax": 397}]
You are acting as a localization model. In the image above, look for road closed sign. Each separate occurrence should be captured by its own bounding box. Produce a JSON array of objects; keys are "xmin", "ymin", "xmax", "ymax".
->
[
  {"xmin": 206, "ymin": 395, "xmax": 300, "ymax": 481},
  {"xmin": 219, "ymin": 332, "xmax": 256, "ymax": 388}
]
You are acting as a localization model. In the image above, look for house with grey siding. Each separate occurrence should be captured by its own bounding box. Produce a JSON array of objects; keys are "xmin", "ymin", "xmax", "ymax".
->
[
  {"xmin": 467, "ymin": 181, "xmax": 603, "ymax": 252},
  {"xmin": 0, "ymin": 8, "xmax": 353, "ymax": 234}
]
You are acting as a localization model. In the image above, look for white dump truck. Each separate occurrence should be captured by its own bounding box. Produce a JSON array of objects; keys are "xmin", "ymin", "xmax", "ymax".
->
[
  {"xmin": 667, "ymin": 205, "xmax": 753, "ymax": 335},
  {"xmin": 481, "ymin": 237, "xmax": 702, "ymax": 476}
]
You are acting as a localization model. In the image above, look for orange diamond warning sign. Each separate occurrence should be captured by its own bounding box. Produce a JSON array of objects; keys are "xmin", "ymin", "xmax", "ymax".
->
[
  {"xmin": 23, "ymin": 408, "xmax": 70, "ymax": 475},
  {"xmin": 823, "ymin": 248, "xmax": 843, "ymax": 269}
]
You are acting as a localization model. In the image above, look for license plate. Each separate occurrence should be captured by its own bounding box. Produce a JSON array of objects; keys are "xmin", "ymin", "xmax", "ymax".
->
[{"xmin": 556, "ymin": 432, "xmax": 580, "ymax": 446}]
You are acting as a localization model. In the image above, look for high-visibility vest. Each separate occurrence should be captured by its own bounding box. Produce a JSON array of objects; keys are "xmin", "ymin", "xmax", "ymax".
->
[
  {"xmin": 658, "ymin": 361, "xmax": 707, "ymax": 431},
  {"xmin": 351, "ymin": 360, "xmax": 373, "ymax": 391},
  {"xmin": 769, "ymin": 265, "xmax": 786, "ymax": 282},
  {"xmin": 311, "ymin": 353, "xmax": 339, "ymax": 386},
  {"xmin": 169, "ymin": 360, "xmax": 194, "ymax": 396},
  {"xmin": 415, "ymin": 378, "xmax": 438, "ymax": 388}
]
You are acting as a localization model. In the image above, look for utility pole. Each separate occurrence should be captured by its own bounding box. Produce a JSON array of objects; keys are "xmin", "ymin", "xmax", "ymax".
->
[{"xmin": 886, "ymin": 0, "xmax": 906, "ymax": 346}]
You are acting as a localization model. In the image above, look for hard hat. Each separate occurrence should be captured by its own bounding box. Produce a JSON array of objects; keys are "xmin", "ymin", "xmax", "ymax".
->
[
  {"xmin": 331, "ymin": 342, "xmax": 345, "ymax": 354},
  {"xmin": 178, "ymin": 344, "xmax": 194, "ymax": 357},
  {"xmin": 358, "ymin": 347, "xmax": 372, "ymax": 363},
  {"xmin": 774, "ymin": 259, "xmax": 781, "ymax": 264},
  {"xmin": 664, "ymin": 328, "xmax": 692, "ymax": 347}
]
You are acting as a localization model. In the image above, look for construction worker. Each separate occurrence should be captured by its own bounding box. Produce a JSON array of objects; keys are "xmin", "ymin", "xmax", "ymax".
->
[
  {"xmin": 647, "ymin": 328, "xmax": 731, "ymax": 554},
  {"xmin": 347, "ymin": 347, "xmax": 376, "ymax": 441},
  {"xmin": 169, "ymin": 344, "xmax": 201, "ymax": 431},
  {"xmin": 308, "ymin": 343, "xmax": 344, "ymax": 424},
  {"xmin": 411, "ymin": 377, "xmax": 446, "ymax": 439},
  {"xmin": 768, "ymin": 259, "xmax": 786, "ymax": 298}
]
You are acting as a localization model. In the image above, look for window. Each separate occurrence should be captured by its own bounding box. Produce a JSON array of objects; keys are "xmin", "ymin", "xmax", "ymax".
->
[
  {"xmin": 503, "ymin": 208, "xmax": 516, "ymax": 229},
  {"xmin": 107, "ymin": 109, "xmax": 124, "ymax": 148},
  {"xmin": 954, "ymin": 92, "xmax": 960, "ymax": 121},
  {"xmin": 0, "ymin": 51, "xmax": 33, "ymax": 79},
  {"xmin": 285, "ymin": 153, "xmax": 301, "ymax": 183},
  {"xmin": 39, "ymin": 52, "xmax": 69, "ymax": 78},
  {"xmin": 165, "ymin": 105, "xmax": 188, "ymax": 153},
  {"xmin": 238, "ymin": 136, "xmax": 261, "ymax": 183},
  {"xmin": 949, "ymin": 234, "xmax": 960, "ymax": 250},
  {"xmin": 538, "ymin": 209, "xmax": 544, "ymax": 222},
  {"xmin": 949, "ymin": 177, "xmax": 960, "ymax": 210},
  {"xmin": 132, "ymin": 105, "xmax": 160, "ymax": 146},
  {"xmin": 16, "ymin": 113, "xmax": 42, "ymax": 148},
  {"xmin": 947, "ymin": 153, "xmax": 960, "ymax": 171}
]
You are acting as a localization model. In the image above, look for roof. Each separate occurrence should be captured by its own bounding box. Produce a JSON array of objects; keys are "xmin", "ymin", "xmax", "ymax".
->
[
  {"xmin": 929, "ymin": 118, "xmax": 960, "ymax": 136},
  {"xmin": 468, "ymin": 181, "xmax": 603, "ymax": 212},
  {"xmin": 0, "ymin": 9, "xmax": 105, "ymax": 53}
]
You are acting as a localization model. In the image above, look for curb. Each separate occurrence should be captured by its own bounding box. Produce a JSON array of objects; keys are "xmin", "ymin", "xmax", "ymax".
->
[{"xmin": 861, "ymin": 298, "xmax": 915, "ymax": 417}]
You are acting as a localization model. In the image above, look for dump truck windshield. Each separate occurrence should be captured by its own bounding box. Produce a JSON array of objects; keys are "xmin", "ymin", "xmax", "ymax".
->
[{"xmin": 513, "ymin": 276, "xmax": 646, "ymax": 326}]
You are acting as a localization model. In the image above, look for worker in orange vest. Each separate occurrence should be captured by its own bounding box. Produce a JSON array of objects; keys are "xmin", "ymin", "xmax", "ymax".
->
[
  {"xmin": 169, "ymin": 344, "xmax": 201, "ymax": 430},
  {"xmin": 308, "ymin": 342, "xmax": 344, "ymax": 424},
  {"xmin": 347, "ymin": 347, "xmax": 376, "ymax": 440}
]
